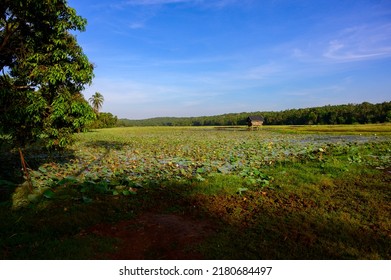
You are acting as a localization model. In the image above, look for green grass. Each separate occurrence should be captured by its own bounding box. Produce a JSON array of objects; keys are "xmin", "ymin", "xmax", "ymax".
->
[
  {"xmin": 1, "ymin": 124, "xmax": 390, "ymax": 259},
  {"xmin": 262, "ymin": 123, "xmax": 391, "ymax": 135}
]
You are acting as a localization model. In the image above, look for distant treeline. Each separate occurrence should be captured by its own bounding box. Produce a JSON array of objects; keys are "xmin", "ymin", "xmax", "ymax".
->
[{"xmin": 117, "ymin": 101, "xmax": 391, "ymax": 127}]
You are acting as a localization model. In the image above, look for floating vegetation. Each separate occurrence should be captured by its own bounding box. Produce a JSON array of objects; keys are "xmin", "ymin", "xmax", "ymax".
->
[
  {"xmin": 1, "ymin": 126, "xmax": 390, "ymax": 260},
  {"xmin": 11, "ymin": 127, "xmax": 390, "ymax": 207}
]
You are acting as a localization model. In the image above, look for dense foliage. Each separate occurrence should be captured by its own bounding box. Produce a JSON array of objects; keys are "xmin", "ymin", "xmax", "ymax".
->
[
  {"xmin": 89, "ymin": 112, "xmax": 118, "ymax": 129},
  {"xmin": 0, "ymin": 0, "xmax": 95, "ymax": 148},
  {"xmin": 118, "ymin": 101, "xmax": 391, "ymax": 127}
]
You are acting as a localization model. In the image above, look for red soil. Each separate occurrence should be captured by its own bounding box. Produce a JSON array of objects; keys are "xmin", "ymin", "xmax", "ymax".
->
[{"xmin": 88, "ymin": 212, "xmax": 216, "ymax": 259}]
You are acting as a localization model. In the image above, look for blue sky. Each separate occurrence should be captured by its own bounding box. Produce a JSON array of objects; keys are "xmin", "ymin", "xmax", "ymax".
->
[{"xmin": 68, "ymin": 0, "xmax": 391, "ymax": 119}]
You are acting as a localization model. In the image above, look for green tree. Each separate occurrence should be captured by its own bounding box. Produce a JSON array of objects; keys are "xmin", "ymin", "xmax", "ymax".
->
[
  {"xmin": 0, "ymin": 0, "xmax": 94, "ymax": 148},
  {"xmin": 89, "ymin": 112, "xmax": 118, "ymax": 129},
  {"xmin": 89, "ymin": 92, "xmax": 104, "ymax": 114}
]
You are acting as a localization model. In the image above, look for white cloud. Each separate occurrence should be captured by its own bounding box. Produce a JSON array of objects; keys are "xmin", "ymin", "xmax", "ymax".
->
[{"xmin": 323, "ymin": 23, "xmax": 391, "ymax": 62}]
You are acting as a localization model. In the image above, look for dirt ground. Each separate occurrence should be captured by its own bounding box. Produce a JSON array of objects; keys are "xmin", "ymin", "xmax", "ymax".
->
[{"xmin": 88, "ymin": 212, "xmax": 216, "ymax": 259}]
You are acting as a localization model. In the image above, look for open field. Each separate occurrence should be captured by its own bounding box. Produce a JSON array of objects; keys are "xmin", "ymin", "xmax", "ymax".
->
[
  {"xmin": 264, "ymin": 123, "xmax": 391, "ymax": 135},
  {"xmin": 1, "ymin": 124, "xmax": 391, "ymax": 259},
  {"xmin": 213, "ymin": 123, "xmax": 391, "ymax": 135}
]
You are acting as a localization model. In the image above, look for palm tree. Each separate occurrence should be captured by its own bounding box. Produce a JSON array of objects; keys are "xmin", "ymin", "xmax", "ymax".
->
[{"xmin": 89, "ymin": 92, "xmax": 104, "ymax": 114}]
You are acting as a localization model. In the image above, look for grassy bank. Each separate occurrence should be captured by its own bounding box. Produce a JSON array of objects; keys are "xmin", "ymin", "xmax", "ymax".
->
[
  {"xmin": 1, "ymin": 124, "xmax": 390, "ymax": 259},
  {"xmin": 263, "ymin": 123, "xmax": 391, "ymax": 135}
]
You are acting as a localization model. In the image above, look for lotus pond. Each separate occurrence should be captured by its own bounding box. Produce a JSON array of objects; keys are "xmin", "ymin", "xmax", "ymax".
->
[{"xmin": 1, "ymin": 125, "xmax": 390, "ymax": 259}]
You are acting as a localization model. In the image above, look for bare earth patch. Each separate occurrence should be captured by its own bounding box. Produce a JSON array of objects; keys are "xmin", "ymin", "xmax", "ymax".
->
[{"xmin": 88, "ymin": 213, "xmax": 216, "ymax": 259}]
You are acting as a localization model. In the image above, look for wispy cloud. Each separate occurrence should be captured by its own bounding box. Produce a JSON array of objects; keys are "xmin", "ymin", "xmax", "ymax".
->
[
  {"xmin": 323, "ymin": 23, "xmax": 391, "ymax": 62},
  {"xmin": 241, "ymin": 63, "xmax": 282, "ymax": 80},
  {"xmin": 128, "ymin": 22, "xmax": 145, "ymax": 29}
]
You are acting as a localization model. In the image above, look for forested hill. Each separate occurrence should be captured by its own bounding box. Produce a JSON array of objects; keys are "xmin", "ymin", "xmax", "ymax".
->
[{"xmin": 117, "ymin": 101, "xmax": 391, "ymax": 127}]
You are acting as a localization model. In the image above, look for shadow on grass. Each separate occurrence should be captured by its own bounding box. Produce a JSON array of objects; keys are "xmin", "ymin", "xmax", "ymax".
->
[
  {"xmin": 1, "ymin": 173, "xmax": 390, "ymax": 260},
  {"xmin": 0, "ymin": 139, "xmax": 128, "ymax": 203},
  {"xmin": 0, "ymin": 145, "xmax": 76, "ymax": 203},
  {"xmin": 0, "ymin": 139, "xmax": 136, "ymax": 259},
  {"xmin": 197, "ymin": 195, "xmax": 391, "ymax": 259}
]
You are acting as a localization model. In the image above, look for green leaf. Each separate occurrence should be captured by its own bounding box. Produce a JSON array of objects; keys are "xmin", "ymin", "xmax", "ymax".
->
[
  {"xmin": 57, "ymin": 176, "xmax": 78, "ymax": 186},
  {"xmin": 195, "ymin": 174, "xmax": 205, "ymax": 182},
  {"xmin": 237, "ymin": 187, "xmax": 248, "ymax": 195},
  {"xmin": 122, "ymin": 190, "xmax": 131, "ymax": 196},
  {"xmin": 115, "ymin": 185, "xmax": 126, "ymax": 191},
  {"xmin": 27, "ymin": 193, "xmax": 40, "ymax": 203},
  {"xmin": 196, "ymin": 167, "xmax": 205, "ymax": 174},
  {"xmin": 38, "ymin": 166, "xmax": 47, "ymax": 173},
  {"xmin": 43, "ymin": 189, "xmax": 55, "ymax": 199},
  {"xmin": 123, "ymin": 188, "xmax": 137, "ymax": 196}
]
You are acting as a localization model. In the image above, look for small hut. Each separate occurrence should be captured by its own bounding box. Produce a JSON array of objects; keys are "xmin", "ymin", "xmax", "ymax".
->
[{"xmin": 247, "ymin": 116, "xmax": 264, "ymax": 130}]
